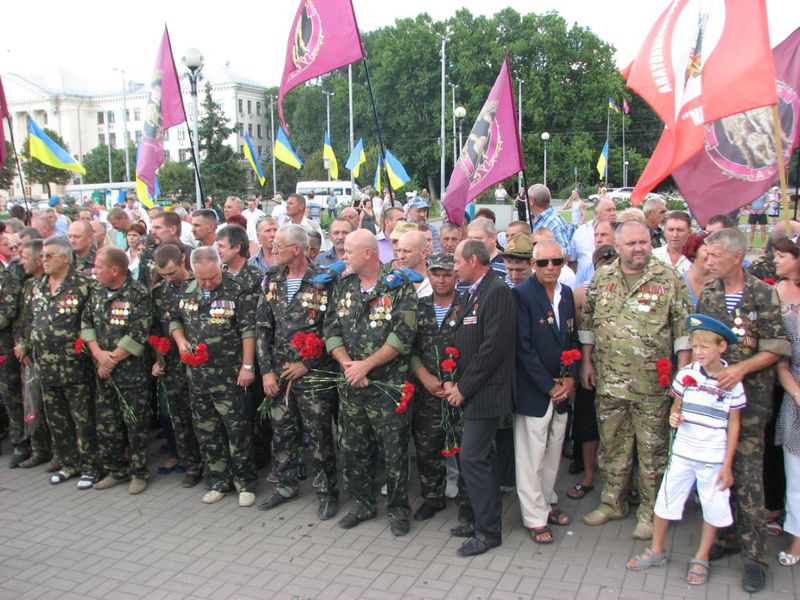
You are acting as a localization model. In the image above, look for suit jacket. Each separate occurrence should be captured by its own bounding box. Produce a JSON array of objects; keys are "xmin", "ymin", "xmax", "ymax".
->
[
  {"xmin": 513, "ymin": 275, "xmax": 579, "ymax": 418},
  {"xmin": 452, "ymin": 269, "xmax": 516, "ymax": 419}
]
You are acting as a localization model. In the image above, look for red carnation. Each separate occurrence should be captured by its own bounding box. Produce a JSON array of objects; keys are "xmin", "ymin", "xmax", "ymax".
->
[
  {"xmin": 682, "ymin": 375, "xmax": 698, "ymax": 387},
  {"xmin": 196, "ymin": 342, "xmax": 207, "ymax": 354},
  {"xmin": 658, "ymin": 374, "xmax": 671, "ymax": 387},
  {"xmin": 0, "ymin": 355, "xmax": 6, "ymax": 366},
  {"xmin": 560, "ymin": 349, "xmax": 582, "ymax": 366},
  {"xmin": 147, "ymin": 335, "xmax": 160, "ymax": 347},
  {"xmin": 74, "ymin": 339, "xmax": 85, "ymax": 355},
  {"xmin": 290, "ymin": 332, "xmax": 308, "ymax": 350},
  {"xmin": 445, "ymin": 346, "xmax": 460, "ymax": 358},
  {"xmin": 23, "ymin": 412, "xmax": 36, "ymax": 424},
  {"xmin": 158, "ymin": 339, "xmax": 172, "ymax": 355},
  {"xmin": 763, "ymin": 278, "xmax": 777, "ymax": 286},
  {"xmin": 441, "ymin": 358, "xmax": 457, "ymax": 373}
]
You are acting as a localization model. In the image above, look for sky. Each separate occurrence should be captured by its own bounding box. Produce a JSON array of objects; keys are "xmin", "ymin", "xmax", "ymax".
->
[{"xmin": 2, "ymin": 0, "xmax": 796, "ymax": 92}]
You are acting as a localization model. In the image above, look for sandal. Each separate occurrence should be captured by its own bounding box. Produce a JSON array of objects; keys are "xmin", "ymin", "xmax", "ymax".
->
[
  {"xmin": 778, "ymin": 550, "xmax": 800, "ymax": 567},
  {"xmin": 627, "ymin": 489, "xmax": 641, "ymax": 506},
  {"xmin": 686, "ymin": 559, "xmax": 709, "ymax": 586},
  {"xmin": 530, "ymin": 526, "xmax": 554, "ymax": 545},
  {"xmin": 548, "ymin": 509, "xmax": 571, "ymax": 526},
  {"xmin": 767, "ymin": 516, "xmax": 783, "ymax": 537},
  {"xmin": 626, "ymin": 547, "xmax": 666, "ymax": 571},
  {"xmin": 49, "ymin": 470, "xmax": 75, "ymax": 485},
  {"xmin": 566, "ymin": 482, "xmax": 594, "ymax": 500}
]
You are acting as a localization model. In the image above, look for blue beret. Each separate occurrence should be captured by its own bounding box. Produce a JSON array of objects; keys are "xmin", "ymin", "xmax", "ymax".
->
[
  {"xmin": 48, "ymin": 196, "xmax": 60, "ymax": 207},
  {"xmin": 686, "ymin": 313, "xmax": 740, "ymax": 345}
]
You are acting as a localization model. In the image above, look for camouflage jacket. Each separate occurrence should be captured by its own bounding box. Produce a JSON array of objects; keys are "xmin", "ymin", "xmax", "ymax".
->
[
  {"xmin": 136, "ymin": 245, "xmax": 157, "ymax": 289},
  {"xmin": 324, "ymin": 267, "xmax": 418, "ymax": 384},
  {"xmin": 410, "ymin": 292, "xmax": 464, "ymax": 376},
  {"xmin": 579, "ymin": 256, "xmax": 692, "ymax": 400},
  {"xmin": 0, "ymin": 267, "xmax": 21, "ymax": 356},
  {"xmin": 747, "ymin": 252, "xmax": 776, "ymax": 282},
  {"xmin": 30, "ymin": 268, "xmax": 94, "ymax": 387},
  {"xmin": 255, "ymin": 262, "xmax": 335, "ymax": 379},
  {"xmin": 73, "ymin": 248, "xmax": 96, "ymax": 276},
  {"xmin": 12, "ymin": 275, "xmax": 36, "ymax": 354},
  {"xmin": 81, "ymin": 273, "xmax": 153, "ymax": 384},
  {"xmin": 696, "ymin": 271, "xmax": 790, "ymax": 398},
  {"xmin": 225, "ymin": 262, "xmax": 265, "ymax": 296},
  {"xmin": 151, "ymin": 276, "xmax": 192, "ymax": 373},
  {"xmin": 169, "ymin": 273, "xmax": 256, "ymax": 389}
]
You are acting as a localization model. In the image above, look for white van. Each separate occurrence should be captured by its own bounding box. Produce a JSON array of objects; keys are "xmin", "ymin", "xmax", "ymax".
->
[{"xmin": 295, "ymin": 180, "xmax": 360, "ymax": 210}]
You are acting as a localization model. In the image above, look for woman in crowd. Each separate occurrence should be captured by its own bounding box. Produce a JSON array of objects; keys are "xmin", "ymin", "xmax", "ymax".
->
[
  {"xmin": 359, "ymin": 198, "xmax": 377, "ymax": 233},
  {"xmin": 125, "ymin": 222, "xmax": 147, "ymax": 280},
  {"xmin": 681, "ymin": 232, "xmax": 712, "ymax": 306}
]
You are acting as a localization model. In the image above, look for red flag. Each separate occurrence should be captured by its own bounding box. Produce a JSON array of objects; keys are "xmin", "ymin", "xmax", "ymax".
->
[
  {"xmin": 443, "ymin": 56, "xmax": 525, "ymax": 225},
  {"xmin": 0, "ymin": 75, "xmax": 9, "ymax": 171},
  {"xmin": 135, "ymin": 26, "xmax": 187, "ymax": 195},
  {"xmin": 623, "ymin": 0, "xmax": 777, "ymax": 206},
  {"xmin": 278, "ymin": 0, "xmax": 364, "ymax": 132},
  {"xmin": 672, "ymin": 28, "xmax": 800, "ymax": 226}
]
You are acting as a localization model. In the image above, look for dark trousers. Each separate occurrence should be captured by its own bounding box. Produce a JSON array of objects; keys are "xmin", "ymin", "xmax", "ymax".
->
[{"xmin": 460, "ymin": 416, "xmax": 502, "ymax": 540}]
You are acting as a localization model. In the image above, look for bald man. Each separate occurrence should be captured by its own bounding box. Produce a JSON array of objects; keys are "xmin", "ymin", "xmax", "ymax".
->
[
  {"xmin": 396, "ymin": 231, "xmax": 432, "ymax": 298},
  {"xmin": 569, "ymin": 198, "xmax": 616, "ymax": 274},
  {"xmin": 67, "ymin": 220, "xmax": 96, "ymax": 275}
]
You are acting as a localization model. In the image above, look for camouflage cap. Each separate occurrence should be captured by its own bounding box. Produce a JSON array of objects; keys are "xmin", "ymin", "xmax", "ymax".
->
[
  {"xmin": 503, "ymin": 233, "xmax": 534, "ymax": 259},
  {"xmin": 428, "ymin": 252, "xmax": 454, "ymax": 271},
  {"xmin": 390, "ymin": 220, "xmax": 419, "ymax": 241}
]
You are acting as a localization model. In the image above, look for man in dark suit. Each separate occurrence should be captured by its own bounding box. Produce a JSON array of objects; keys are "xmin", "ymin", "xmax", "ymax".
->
[
  {"xmin": 512, "ymin": 239, "xmax": 579, "ymax": 545},
  {"xmin": 444, "ymin": 239, "xmax": 516, "ymax": 557}
]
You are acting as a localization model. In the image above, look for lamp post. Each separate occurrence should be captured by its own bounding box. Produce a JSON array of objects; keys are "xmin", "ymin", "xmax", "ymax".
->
[
  {"xmin": 113, "ymin": 67, "xmax": 131, "ymax": 182},
  {"xmin": 454, "ymin": 106, "xmax": 466, "ymax": 156},
  {"xmin": 323, "ymin": 90, "xmax": 334, "ymax": 182},
  {"xmin": 433, "ymin": 26, "xmax": 452, "ymax": 201},
  {"xmin": 541, "ymin": 131, "xmax": 550, "ymax": 187},
  {"xmin": 450, "ymin": 83, "xmax": 458, "ymax": 167},
  {"xmin": 516, "ymin": 78, "xmax": 523, "ymax": 193},
  {"xmin": 182, "ymin": 48, "xmax": 204, "ymax": 209},
  {"xmin": 268, "ymin": 95, "xmax": 277, "ymax": 196},
  {"xmin": 106, "ymin": 111, "xmax": 113, "ymax": 184}
]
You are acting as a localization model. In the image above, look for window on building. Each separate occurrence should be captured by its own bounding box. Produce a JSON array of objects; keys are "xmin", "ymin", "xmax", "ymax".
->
[
  {"xmin": 98, "ymin": 134, "xmax": 105, "ymax": 146},
  {"xmin": 42, "ymin": 113, "xmax": 48, "ymax": 125},
  {"xmin": 240, "ymin": 123, "xmax": 245, "ymax": 136},
  {"xmin": 247, "ymin": 100, "xmax": 252, "ymax": 114},
  {"xmin": 109, "ymin": 133, "xmax": 117, "ymax": 147},
  {"xmin": 248, "ymin": 124, "xmax": 253, "ymax": 136},
  {"xmin": 257, "ymin": 146, "xmax": 262, "ymax": 156},
  {"xmin": 177, "ymin": 128, "xmax": 186, "ymax": 141},
  {"xmin": 134, "ymin": 108, "xmax": 141, "ymax": 121},
  {"xmin": 257, "ymin": 124, "xmax": 262, "ymax": 138},
  {"xmin": 163, "ymin": 130, "xmax": 169, "ymax": 141},
  {"xmin": 179, "ymin": 149, "xmax": 187, "ymax": 162},
  {"xmin": 125, "ymin": 109, "xmax": 130, "ymax": 121},
  {"xmin": 135, "ymin": 130, "xmax": 142, "ymax": 143},
  {"xmin": 164, "ymin": 150, "xmax": 171, "ymax": 163},
  {"xmin": 97, "ymin": 112, "xmax": 105, "ymax": 124},
  {"xmin": 240, "ymin": 145, "xmax": 244, "ymax": 155},
  {"xmin": 257, "ymin": 102, "xmax": 261, "ymax": 116},
  {"xmin": 107, "ymin": 112, "xmax": 115, "ymax": 124},
  {"xmin": 238, "ymin": 99, "xmax": 243, "ymax": 113}
]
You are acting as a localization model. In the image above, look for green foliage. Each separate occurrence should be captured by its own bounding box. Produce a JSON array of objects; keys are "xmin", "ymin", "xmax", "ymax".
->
[
  {"xmin": 158, "ymin": 161, "xmax": 195, "ymax": 201},
  {"xmin": 1, "ymin": 141, "xmax": 14, "ymax": 190},
  {"xmin": 83, "ymin": 145, "xmax": 127, "ymax": 183},
  {"xmin": 198, "ymin": 82, "xmax": 246, "ymax": 199},
  {"xmin": 21, "ymin": 128, "xmax": 74, "ymax": 191}
]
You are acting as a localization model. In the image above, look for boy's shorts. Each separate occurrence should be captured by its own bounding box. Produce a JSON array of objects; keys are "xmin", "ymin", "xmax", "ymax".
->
[{"xmin": 654, "ymin": 454, "xmax": 732, "ymax": 528}]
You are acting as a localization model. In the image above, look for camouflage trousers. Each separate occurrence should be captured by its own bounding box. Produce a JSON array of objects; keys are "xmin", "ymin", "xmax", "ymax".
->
[
  {"xmin": 340, "ymin": 383, "xmax": 411, "ymax": 520},
  {"xmin": 596, "ymin": 393, "xmax": 670, "ymax": 522},
  {"xmin": 160, "ymin": 364, "xmax": 202, "ymax": 474},
  {"xmin": 0, "ymin": 354, "xmax": 27, "ymax": 457},
  {"xmin": 411, "ymin": 390, "xmax": 446, "ymax": 505},
  {"xmin": 715, "ymin": 383, "xmax": 771, "ymax": 566},
  {"xmin": 43, "ymin": 381, "xmax": 98, "ymax": 477},
  {"xmin": 21, "ymin": 365, "xmax": 52, "ymax": 460},
  {"xmin": 269, "ymin": 382, "xmax": 338, "ymax": 500},
  {"xmin": 96, "ymin": 377, "xmax": 151, "ymax": 479},
  {"xmin": 190, "ymin": 385, "xmax": 257, "ymax": 494}
]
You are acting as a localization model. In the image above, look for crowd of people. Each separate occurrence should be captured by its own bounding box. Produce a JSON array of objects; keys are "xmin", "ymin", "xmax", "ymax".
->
[{"xmin": 0, "ymin": 184, "xmax": 798, "ymax": 588}]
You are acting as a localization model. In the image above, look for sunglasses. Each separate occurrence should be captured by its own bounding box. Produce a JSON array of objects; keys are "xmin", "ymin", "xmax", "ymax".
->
[{"xmin": 535, "ymin": 258, "xmax": 565, "ymax": 267}]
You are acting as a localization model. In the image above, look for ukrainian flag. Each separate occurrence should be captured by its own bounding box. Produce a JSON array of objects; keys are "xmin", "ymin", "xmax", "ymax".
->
[
  {"xmin": 27, "ymin": 116, "xmax": 85, "ymax": 174},
  {"xmin": 373, "ymin": 155, "xmax": 383, "ymax": 193},
  {"xmin": 134, "ymin": 143, "xmax": 157, "ymax": 209},
  {"xmin": 384, "ymin": 149, "xmax": 410, "ymax": 190},
  {"xmin": 345, "ymin": 137, "xmax": 366, "ymax": 178},
  {"xmin": 274, "ymin": 126, "xmax": 303, "ymax": 169},
  {"xmin": 596, "ymin": 139, "xmax": 609, "ymax": 179},
  {"xmin": 608, "ymin": 97, "xmax": 620, "ymax": 113},
  {"xmin": 244, "ymin": 131, "xmax": 266, "ymax": 186},
  {"xmin": 323, "ymin": 131, "xmax": 339, "ymax": 180}
]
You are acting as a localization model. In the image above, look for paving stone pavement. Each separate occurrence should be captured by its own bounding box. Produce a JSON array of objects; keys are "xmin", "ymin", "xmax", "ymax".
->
[{"xmin": 0, "ymin": 436, "xmax": 797, "ymax": 600}]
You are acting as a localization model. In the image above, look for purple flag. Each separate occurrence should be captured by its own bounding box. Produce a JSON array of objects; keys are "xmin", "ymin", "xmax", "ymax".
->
[
  {"xmin": 443, "ymin": 56, "xmax": 525, "ymax": 225},
  {"xmin": 136, "ymin": 27, "xmax": 187, "ymax": 195},
  {"xmin": 278, "ymin": 0, "xmax": 364, "ymax": 133},
  {"xmin": 672, "ymin": 28, "xmax": 800, "ymax": 227}
]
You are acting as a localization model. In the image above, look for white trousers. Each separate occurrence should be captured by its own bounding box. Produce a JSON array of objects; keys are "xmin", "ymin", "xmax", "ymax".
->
[
  {"xmin": 514, "ymin": 403, "xmax": 568, "ymax": 528},
  {"xmin": 785, "ymin": 450, "xmax": 800, "ymax": 537}
]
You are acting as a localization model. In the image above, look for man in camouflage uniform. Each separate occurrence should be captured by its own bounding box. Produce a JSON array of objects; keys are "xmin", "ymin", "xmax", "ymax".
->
[
  {"xmin": 324, "ymin": 229, "xmax": 418, "ymax": 536},
  {"xmin": 170, "ymin": 247, "xmax": 258, "ymax": 507},
  {"xmin": 29, "ymin": 236, "xmax": 98, "ymax": 487},
  {"xmin": 82, "ymin": 247, "xmax": 153, "ymax": 494},
  {"xmin": 151, "ymin": 244, "xmax": 203, "ymax": 487},
  {"xmin": 409, "ymin": 252, "xmax": 463, "ymax": 521},
  {"xmin": 0, "ymin": 259, "xmax": 26, "ymax": 467},
  {"xmin": 580, "ymin": 221, "xmax": 692, "ymax": 539},
  {"xmin": 67, "ymin": 220, "xmax": 96, "ymax": 275},
  {"xmin": 697, "ymin": 227, "xmax": 790, "ymax": 593},
  {"xmin": 138, "ymin": 211, "xmax": 186, "ymax": 288},
  {"xmin": 255, "ymin": 224, "xmax": 339, "ymax": 518}
]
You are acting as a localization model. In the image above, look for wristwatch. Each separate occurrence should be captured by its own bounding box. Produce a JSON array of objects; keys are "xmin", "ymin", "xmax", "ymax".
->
[{"xmin": 242, "ymin": 364, "xmax": 255, "ymax": 372}]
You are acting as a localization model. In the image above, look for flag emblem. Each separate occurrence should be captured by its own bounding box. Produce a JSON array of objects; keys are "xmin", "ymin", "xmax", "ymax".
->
[
  {"xmin": 459, "ymin": 100, "xmax": 502, "ymax": 186},
  {"xmin": 142, "ymin": 70, "xmax": 165, "ymax": 142},
  {"xmin": 291, "ymin": 1, "xmax": 323, "ymax": 76}
]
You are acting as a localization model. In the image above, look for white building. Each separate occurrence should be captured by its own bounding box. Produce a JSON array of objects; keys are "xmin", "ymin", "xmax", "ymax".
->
[{"xmin": 3, "ymin": 62, "xmax": 273, "ymax": 198}]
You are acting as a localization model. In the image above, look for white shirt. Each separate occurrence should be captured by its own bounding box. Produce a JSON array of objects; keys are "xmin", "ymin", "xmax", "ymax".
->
[
  {"xmin": 243, "ymin": 207, "xmax": 266, "ymax": 241},
  {"xmin": 653, "ymin": 245, "xmax": 691, "ymax": 274},
  {"xmin": 416, "ymin": 277, "xmax": 433, "ymax": 298},
  {"xmin": 551, "ymin": 281, "xmax": 563, "ymax": 327},
  {"xmin": 569, "ymin": 220, "xmax": 596, "ymax": 274},
  {"xmin": 558, "ymin": 265, "xmax": 577, "ymax": 289},
  {"xmin": 571, "ymin": 200, "xmax": 585, "ymax": 226},
  {"xmin": 271, "ymin": 203, "xmax": 288, "ymax": 225},
  {"xmin": 180, "ymin": 221, "xmax": 196, "ymax": 249},
  {"xmin": 494, "ymin": 187, "xmax": 508, "ymax": 201}
]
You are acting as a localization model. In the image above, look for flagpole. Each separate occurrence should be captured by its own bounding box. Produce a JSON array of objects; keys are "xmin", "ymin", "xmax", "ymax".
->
[
  {"xmin": 6, "ymin": 115, "xmax": 30, "ymax": 221},
  {"xmin": 622, "ymin": 105, "xmax": 627, "ymax": 188},
  {"xmin": 269, "ymin": 95, "xmax": 277, "ymax": 196},
  {"xmin": 605, "ymin": 103, "xmax": 610, "ymax": 186},
  {"xmin": 772, "ymin": 104, "xmax": 792, "ymax": 229},
  {"xmin": 361, "ymin": 59, "xmax": 393, "ymax": 205}
]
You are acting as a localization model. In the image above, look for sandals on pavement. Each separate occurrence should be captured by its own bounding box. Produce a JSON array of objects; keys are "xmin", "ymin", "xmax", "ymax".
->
[
  {"xmin": 548, "ymin": 509, "xmax": 571, "ymax": 526},
  {"xmin": 767, "ymin": 515, "xmax": 784, "ymax": 537},
  {"xmin": 566, "ymin": 482, "xmax": 594, "ymax": 500},
  {"xmin": 686, "ymin": 559, "xmax": 709, "ymax": 585},
  {"xmin": 778, "ymin": 551, "xmax": 800, "ymax": 567},
  {"xmin": 626, "ymin": 547, "xmax": 666, "ymax": 571},
  {"xmin": 49, "ymin": 470, "xmax": 76, "ymax": 485},
  {"xmin": 530, "ymin": 526, "xmax": 554, "ymax": 545}
]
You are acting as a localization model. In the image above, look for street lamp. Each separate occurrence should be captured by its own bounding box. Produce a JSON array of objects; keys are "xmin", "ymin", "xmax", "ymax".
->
[
  {"xmin": 113, "ymin": 67, "xmax": 131, "ymax": 182},
  {"xmin": 106, "ymin": 111, "xmax": 113, "ymax": 184},
  {"xmin": 182, "ymin": 48, "xmax": 204, "ymax": 209},
  {"xmin": 541, "ymin": 131, "xmax": 550, "ymax": 187},
  {"xmin": 516, "ymin": 78, "xmax": 524, "ymax": 193},
  {"xmin": 450, "ymin": 83, "xmax": 458, "ymax": 166},
  {"xmin": 432, "ymin": 26, "xmax": 452, "ymax": 201},
  {"xmin": 454, "ymin": 106, "xmax": 466, "ymax": 156},
  {"xmin": 268, "ymin": 95, "xmax": 277, "ymax": 196}
]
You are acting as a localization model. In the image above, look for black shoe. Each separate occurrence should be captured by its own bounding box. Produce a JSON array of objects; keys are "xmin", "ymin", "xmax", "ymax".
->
[
  {"xmin": 297, "ymin": 463, "xmax": 307, "ymax": 481},
  {"xmin": 568, "ymin": 460, "xmax": 584, "ymax": 475},
  {"xmin": 413, "ymin": 502, "xmax": 445, "ymax": 522},
  {"xmin": 317, "ymin": 498, "xmax": 338, "ymax": 520},
  {"xmin": 181, "ymin": 472, "xmax": 203, "ymax": 488},
  {"xmin": 742, "ymin": 563, "xmax": 766, "ymax": 593},
  {"xmin": 390, "ymin": 518, "xmax": 410, "ymax": 536},
  {"xmin": 9, "ymin": 453, "xmax": 29, "ymax": 469},
  {"xmin": 338, "ymin": 510, "xmax": 375, "ymax": 529},
  {"xmin": 457, "ymin": 535, "xmax": 501, "ymax": 557},
  {"xmin": 709, "ymin": 543, "xmax": 741, "ymax": 561},
  {"xmin": 19, "ymin": 454, "xmax": 49, "ymax": 469},
  {"xmin": 257, "ymin": 491, "xmax": 297, "ymax": 511},
  {"xmin": 450, "ymin": 523, "xmax": 475, "ymax": 537}
]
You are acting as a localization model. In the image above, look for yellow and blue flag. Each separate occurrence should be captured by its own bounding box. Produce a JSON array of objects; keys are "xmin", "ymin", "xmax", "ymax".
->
[
  {"xmin": 134, "ymin": 144, "xmax": 158, "ymax": 209},
  {"xmin": 384, "ymin": 149, "xmax": 410, "ymax": 190},
  {"xmin": 244, "ymin": 131, "xmax": 266, "ymax": 186},
  {"xmin": 323, "ymin": 131, "xmax": 339, "ymax": 179},
  {"xmin": 608, "ymin": 97, "xmax": 620, "ymax": 113},
  {"xmin": 596, "ymin": 139, "xmax": 609, "ymax": 179},
  {"xmin": 27, "ymin": 116, "xmax": 85, "ymax": 174},
  {"xmin": 274, "ymin": 126, "xmax": 303, "ymax": 169},
  {"xmin": 345, "ymin": 137, "xmax": 366, "ymax": 178},
  {"xmin": 373, "ymin": 155, "xmax": 383, "ymax": 194}
]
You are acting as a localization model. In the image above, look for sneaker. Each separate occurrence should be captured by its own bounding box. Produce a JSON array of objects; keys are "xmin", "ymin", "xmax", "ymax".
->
[
  {"xmin": 50, "ymin": 469, "xmax": 77, "ymax": 485},
  {"xmin": 76, "ymin": 475, "xmax": 96, "ymax": 490},
  {"xmin": 94, "ymin": 475, "xmax": 129, "ymax": 490},
  {"xmin": 632, "ymin": 520, "xmax": 654, "ymax": 540},
  {"xmin": 202, "ymin": 490, "xmax": 227, "ymax": 504},
  {"xmin": 128, "ymin": 478, "xmax": 148, "ymax": 495},
  {"xmin": 238, "ymin": 492, "xmax": 256, "ymax": 507},
  {"xmin": 19, "ymin": 454, "xmax": 49, "ymax": 469},
  {"xmin": 266, "ymin": 471, "xmax": 279, "ymax": 484},
  {"xmin": 445, "ymin": 479, "xmax": 459, "ymax": 499}
]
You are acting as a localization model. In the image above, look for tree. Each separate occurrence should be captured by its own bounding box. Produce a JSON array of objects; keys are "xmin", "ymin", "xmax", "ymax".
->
[
  {"xmin": 158, "ymin": 161, "xmax": 195, "ymax": 202},
  {"xmin": 1, "ymin": 141, "xmax": 15, "ymax": 191},
  {"xmin": 21, "ymin": 128, "xmax": 74, "ymax": 195},
  {"xmin": 83, "ymin": 145, "xmax": 127, "ymax": 184},
  {"xmin": 198, "ymin": 82, "xmax": 246, "ymax": 199}
]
